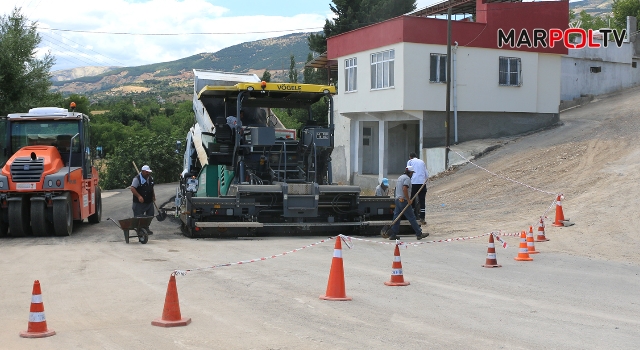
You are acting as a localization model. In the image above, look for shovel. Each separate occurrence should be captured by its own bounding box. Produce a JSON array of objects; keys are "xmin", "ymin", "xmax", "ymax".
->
[
  {"xmin": 132, "ymin": 161, "xmax": 166, "ymax": 222},
  {"xmin": 380, "ymin": 178, "xmax": 428, "ymax": 238},
  {"xmin": 153, "ymin": 202, "xmax": 167, "ymax": 222}
]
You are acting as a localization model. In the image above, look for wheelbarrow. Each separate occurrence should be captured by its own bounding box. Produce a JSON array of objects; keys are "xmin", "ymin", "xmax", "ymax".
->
[{"xmin": 107, "ymin": 216, "xmax": 154, "ymax": 244}]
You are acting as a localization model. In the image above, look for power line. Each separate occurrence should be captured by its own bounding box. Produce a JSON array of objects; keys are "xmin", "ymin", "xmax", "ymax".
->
[
  {"xmin": 39, "ymin": 29, "xmax": 127, "ymax": 67},
  {"xmin": 46, "ymin": 26, "xmax": 324, "ymax": 36},
  {"xmin": 40, "ymin": 31, "xmax": 114, "ymax": 68},
  {"xmin": 41, "ymin": 32, "xmax": 107, "ymax": 66}
]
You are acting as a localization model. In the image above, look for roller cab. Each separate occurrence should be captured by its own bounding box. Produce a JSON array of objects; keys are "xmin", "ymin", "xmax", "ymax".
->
[{"xmin": 0, "ymin": 105, "xmax": 101, "ymax": 237}]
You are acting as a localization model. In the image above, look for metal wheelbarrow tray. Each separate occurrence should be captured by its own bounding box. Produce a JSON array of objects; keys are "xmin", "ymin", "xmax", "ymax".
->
[{"xmin": 107, "ymin": 216, "xmax": 154, "ymax": 244}]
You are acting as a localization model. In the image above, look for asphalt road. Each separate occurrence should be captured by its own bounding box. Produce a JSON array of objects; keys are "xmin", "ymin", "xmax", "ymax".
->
[{"xmin": 0, "ymin": 183, "xmax": 639, "ymax": 349}]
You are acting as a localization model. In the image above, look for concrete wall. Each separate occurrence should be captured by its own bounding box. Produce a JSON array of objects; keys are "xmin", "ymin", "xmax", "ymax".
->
[
  {"xmin": 561, "ymin": 38, "xmax": 640, "ymax": 101},
  {"xmin": 422, "ymin": 110, "xmax": 559, "ymax": 147},
  {"xmin": 331, "ymin": 97, "xmax": 350, "ymax": 185},
  {"xmin": 537, "ymin": 53, "xmax": 562, "ymax": 113},
  {"xmin": 403, "ymin": 44, "xmax": 560, "ymax": 114},
  {"xmin": 336, "ymin": 43, "xmax": 405, "ymax": 113},
  {"xmin": 426, "ymin": 147, "xmax": 446, "ymax": 177}
]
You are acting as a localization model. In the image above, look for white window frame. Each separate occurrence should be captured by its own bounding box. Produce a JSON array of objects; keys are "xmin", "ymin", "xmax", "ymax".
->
[
  {"xmin": 499, "ymin": 56, "xmax": 522, "ymax": 86},
  {"xmin": 370, "ymin": 49, "xmax": 395, "ymax": 90},
  {"xmin": 430, "ymin": 53, "xmax": 447, "ymax": 83},
  {"xmin": 344, "ymin": 57, "xmax": 357, "ymax": 92}
]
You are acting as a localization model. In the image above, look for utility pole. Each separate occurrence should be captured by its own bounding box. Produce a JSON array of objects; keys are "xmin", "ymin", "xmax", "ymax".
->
[{"xmin": 445, "ymin": 2, "xmax": 452, "ymax": 169}]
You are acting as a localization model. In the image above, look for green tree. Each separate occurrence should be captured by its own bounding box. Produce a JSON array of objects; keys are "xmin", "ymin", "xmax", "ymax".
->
[
  {"xmin": 303, "ymin": 53, "xmax": 330, "ymax": 125},
  {"xmin": 612, "ymin": 0, "xmax": 640, "ymax": 30},
  {"xmin": 167, "ymin": 100, "xmax": 195, "ymax": 139},
  {"xmin": 261, "ymin": 70, "xmax": 271, "ymax": 82},
  {"xmin": 288, "ymin": 55, "xmax": 298, "ymax": 83},
  {"xmin": 576, "ymin": 10, "xmax": 609, "ymax": 31},
  {"xmin": 275, "ymin": 110, "xmax": 303, "ymax": 130},
  {"xmin": 88, "ymin": 99, "xmax": 193, "ymax": 160},
  {"xmin": 303, "ymin": 53, "xmax": 315, "ymax": 84},
  {"xmin": 309, "ymin": 0, "xmax": 417, "ymax": 55},
  {"xmin": 62, "ymin": 94, "xmax": 92, "ymax": 116},
  {"xmin": 100, "ymin": 135, "xmax": 182, "ymax": 190},
  {"xmin": 101, "ymin": 99, "xmax": 149, "ymax": 126},
  {"xmin": 0, "ymin": 7, "xmax": 56, "ymax": 115}
]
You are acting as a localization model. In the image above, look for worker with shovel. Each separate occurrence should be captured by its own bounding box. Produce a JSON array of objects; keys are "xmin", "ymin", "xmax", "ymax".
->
[
  {"xmin": 388, "ymin": 166, "xmax": 429, "ymax": 241},
  {"xmin": 130, "ymin": 164, "xmax": 156, "ymax": 234}
]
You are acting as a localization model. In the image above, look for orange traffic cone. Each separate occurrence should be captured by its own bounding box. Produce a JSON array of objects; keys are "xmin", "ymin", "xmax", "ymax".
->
[
  {"xmin": 385, "ymin": 244, "xmax": 410, "ymax": 286},
  {"xmin": 535, "ymin": 217, "xmax": 549, "ymax": 242},
  {"xmin": 20, "ymin": 280, "xmax": 55, "ymax": 338},
  {"xmin": 152, "ymin": 274, "xmax": 191, "ymax": 327},
  {"xmin": 526, "ymin": 226, "xmax": 539, "ymax": 254},
  {"xmin": 514, "ymin": 231, "xmax": 533, "ymax": 261},
  {"xmin": 552, "ymin": 194, "xmax": 573, "ymax": 227},
  {"xmin": 482, "ymin": 234, "xmax": 502, "ymax": 268},
  {"xmin": 320, "ymin": 236, "xmax": 352, "ymax": 300}
]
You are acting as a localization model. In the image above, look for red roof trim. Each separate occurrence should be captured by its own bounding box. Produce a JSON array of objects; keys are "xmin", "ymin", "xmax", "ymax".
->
[{"xmin": 327, "ymin": 1, "xmax": 569, "ymax": 58}]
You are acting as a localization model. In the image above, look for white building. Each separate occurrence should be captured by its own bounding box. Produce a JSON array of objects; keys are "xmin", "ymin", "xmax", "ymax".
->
[
  {"xmin": 326, "ymin": 0, "xmax": 569, "ymax": 187},
  {"xmin": 561, "ymin": 17, "xmax": 640, "ymax": 106}
]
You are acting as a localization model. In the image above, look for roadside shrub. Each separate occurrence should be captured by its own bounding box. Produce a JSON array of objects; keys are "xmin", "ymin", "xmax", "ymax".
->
[{"xmin": 100, "ymin": 135, "xmax": 182, "ymax": 190}]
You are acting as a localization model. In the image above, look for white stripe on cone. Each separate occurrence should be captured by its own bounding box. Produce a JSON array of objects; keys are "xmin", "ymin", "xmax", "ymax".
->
[
  {"xmin": 393, "ymin": 256, "xmax": 401, "ymax": 262},
  {"xmin": 391, "ymin": 269, "xmax": 403, "ymax": 275},
  {"xmin": 487, "ymin": 253, "xmax": 496, "ymax": 259},
  {"xmin": 31, "ymin": 295, "xmax": 42, "ymax": 303},
  {"xmin": 28, "ymin": 312, "xmax": 46, "ymax": 322},
  {"xmin": 333, "ymin": 249, "xmax": 342, "ymax": 258}
]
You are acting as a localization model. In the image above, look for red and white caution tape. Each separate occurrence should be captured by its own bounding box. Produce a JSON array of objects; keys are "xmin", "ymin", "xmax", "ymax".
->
[
  {"xmin": 448, "ymin": 148, "xmax": 558, "ymax": 196},
  {"xmin": 172, "ymin": 231, "xmax": 516, "ymax": 276},
  {"xmin": 343, "ymin": 232, "xmax": 499, "ymax": 247},
  {"xmin": 492, "ymin": 232, "xmax": 508, "ymax": 248},
  {"xmin": 340, "ymin": 234, "xmax": 353, "ymax": 249},
  {"xmin": 449, "ymin": 148, "xmax": 565, "ymax": 239},
  {"xmin": 173, "ymin": 236, "xmax": 335, "ymax": 276},
  {"xmin": 402, "ymin": 232, "xmax": 495, "ymax": 246}
]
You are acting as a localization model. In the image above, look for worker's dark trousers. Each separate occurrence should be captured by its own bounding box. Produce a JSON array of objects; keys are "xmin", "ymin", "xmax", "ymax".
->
[
  {"xmin": 132, "ymin": 202, "xmax": 154, "ymax": 231},
  {"xmin": 411, "ymin": 184, "xmax": 427, "ymax": 221}
]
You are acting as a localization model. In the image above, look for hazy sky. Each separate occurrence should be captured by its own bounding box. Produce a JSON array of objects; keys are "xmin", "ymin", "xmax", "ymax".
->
[{"xmin": 1, "ymin": 0, "xmax": 438, "ymax": 72}]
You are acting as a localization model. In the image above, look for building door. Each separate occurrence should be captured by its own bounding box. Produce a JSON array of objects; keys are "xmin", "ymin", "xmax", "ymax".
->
[{"xmin": 362, "ymin": 126, "xmax": 374, "ymax": 174}]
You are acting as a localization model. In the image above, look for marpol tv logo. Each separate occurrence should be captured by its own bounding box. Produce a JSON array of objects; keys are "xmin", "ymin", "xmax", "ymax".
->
[{"xmin": 497, "ymin": 23, "xmax": 627, "ymax": 49}]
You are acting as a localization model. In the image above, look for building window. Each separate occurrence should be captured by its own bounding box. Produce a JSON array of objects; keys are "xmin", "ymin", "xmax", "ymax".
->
[
  {"xmin": 430, "ymin": 54, "xmax": 447, "ymax": 83},
  {"xmin": 633, "ymin": 62, "xmax": 637, "ymax": 68},
  {"xmin": 344, "ymin": 58, "xmax": 357, "ymax": 92},
  {"xmin": 499, "ymin": 56, "xmax": 521, "ymax": 86},
  {"xmin": 370, "ymin": 49, "xmax": 394, "ymax": 89},
  {"xmin": 590, "ymin": 66, "xmax": 601, "ymax": 73}
]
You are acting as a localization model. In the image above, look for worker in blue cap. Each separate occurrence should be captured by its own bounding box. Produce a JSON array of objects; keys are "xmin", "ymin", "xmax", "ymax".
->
[{"xmin": 375, "ymin": 178, "xmax": 390, "ymax": 197}]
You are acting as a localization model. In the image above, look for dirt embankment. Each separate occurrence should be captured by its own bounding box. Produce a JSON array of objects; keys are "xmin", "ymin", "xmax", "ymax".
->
[{"xmin": 427, "ymin": 86, "xmax": 640, "ymax": 263}]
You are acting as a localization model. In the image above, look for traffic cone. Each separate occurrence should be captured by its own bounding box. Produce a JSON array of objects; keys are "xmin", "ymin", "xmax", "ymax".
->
[
  {"xmin": 482, "ymin": 234, "xmax": 502, "ymax": 268},
  {"xmin": 152, "ymin": 274, "xmax": 191, "ymax": 327},
  {"xmin": 384, "ymin": 244, "xmax": 410, "ymax": 286},
  {"xmin": 552, "ymin": 194, "xmax": 574, "ymax": 227},
  {"xmin": 535, "ymin": 217, "xmax": 549, "ymax": 242},
  {"xmin": 526, "ymin": 226, "xmax": 539, "ymax": 254},
  {"xmin": 319, "ymin": 236, "xmax": 352, "ymax": 300},
  {"xmin": 514, "ymin": 231, "xmax": 533, "ymax": 261},
  {"xmin": 20, "ymin": 280, "xmax": 55, "ymax": 338}
]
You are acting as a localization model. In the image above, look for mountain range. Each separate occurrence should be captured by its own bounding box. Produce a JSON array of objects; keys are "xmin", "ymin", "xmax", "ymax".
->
[
  {"xmin": 570, "ymin": 0, "xmax": 613, "ymax": 18},
  {"xmin": 50, "ymin": 32, "xmax": 317, "ymax": 102},
  {"xmin": 50, "ymin": 0, "xmax": 615, "ymax": 103}
]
